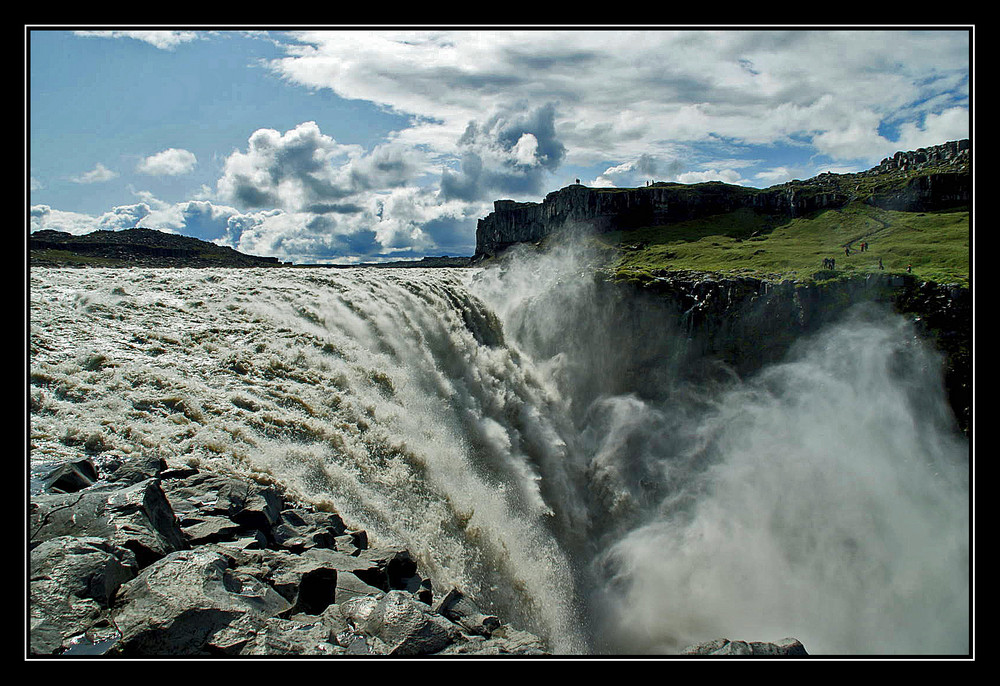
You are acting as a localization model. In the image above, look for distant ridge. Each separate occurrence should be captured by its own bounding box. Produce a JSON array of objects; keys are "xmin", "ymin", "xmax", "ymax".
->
[{"xmin": 30, "ymin": 228, "xmax": 287, "ymax": 268}]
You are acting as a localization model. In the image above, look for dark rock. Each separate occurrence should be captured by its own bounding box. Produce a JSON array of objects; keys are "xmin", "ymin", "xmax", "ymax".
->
[
  {"xmin": 334, "ymin": 529, "xmax": 368, "ymax": 555},
  {"xmin": 28, "ymin": 456, "xmax": 544, "ymax": 657},
  {"xmin": 30, "ymin": 478, "xmax": 187, "ymax": 568},
  {"xmin": 272, "ymin": 507, "xmax": 346, "ymax": 552},
  {"xmin": 161, "ymin": 471, "xmax": 283, "ymax": 536},
  {"xmin": 111, "ymin": 548, "xmax": 292, "ymax": 655},
  {"xmin": 433, "ymin": 587, "xmax": 501, "ymax": 637},
  {"xmin": 180, "ymin": 515, "xmax": 244, "ymax": 545},
  {"xmin": 341, "ymin": 590, "xmax": 460, "ymax": 656},
  {"xmin": 681, "ymin": 637, "xmax": 808, "ymax": 656},
  {"xmin": 434, "ymin": 625, "xmax": 549, "ymax": 655},
  {"xmin": 102, "ymin": 455, "xmax": 169, "ymax": 485},
  {"xmin": 334, "ymin": 571, "xmax": 385, "ymax": 604},
  {"xmin": 361, "ymin": 547, "xmax": 418, "ymax": 590},
  {"xmin": 29, "ymin": 536, "xmax": 138, "ymax": 654},
  {"xmin": 264, "ymin": 551, "xmax": 339, "ymax": 616},
  {"xmin": 301, "ymin": 547, "xmax": 387, "ymax": 593},
  {"xmin": 43, "ymin": 458, "xmax": 98, "ymax": 493}
]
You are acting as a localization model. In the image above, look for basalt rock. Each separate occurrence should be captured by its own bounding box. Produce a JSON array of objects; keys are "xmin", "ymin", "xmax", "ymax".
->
[
  {"xmin": 28, "ymin": 455, "xmax": 551, "ymax": 657},
  {"xmin": 681, "ymin": 637, "xmax": 809, "ymax": 656},
  {"xmin": 475, "ymin": 140, "xmax": 969, "ymax": 258}
]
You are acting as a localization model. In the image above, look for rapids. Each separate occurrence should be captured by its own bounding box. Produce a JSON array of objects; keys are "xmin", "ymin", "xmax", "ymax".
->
[{"xmin": 28, "ymin": 248, "xmax": 970, "ymax": 655}]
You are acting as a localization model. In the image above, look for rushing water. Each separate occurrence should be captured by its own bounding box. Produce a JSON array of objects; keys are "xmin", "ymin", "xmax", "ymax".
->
[{"xmin": 28, "ymin": 247, "xmax": 970, "ymax": 656}]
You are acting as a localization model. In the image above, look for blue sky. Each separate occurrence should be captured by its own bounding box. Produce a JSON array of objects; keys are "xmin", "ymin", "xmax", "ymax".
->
[{"xmin": 28, "ymin": 28, "xmax": 971, "ymax": 264}]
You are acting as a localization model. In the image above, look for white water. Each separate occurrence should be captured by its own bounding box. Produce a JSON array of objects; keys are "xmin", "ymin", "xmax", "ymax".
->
[{"xmin": 28, "ymin": 248, "xmax": 970, "ymax": 656}]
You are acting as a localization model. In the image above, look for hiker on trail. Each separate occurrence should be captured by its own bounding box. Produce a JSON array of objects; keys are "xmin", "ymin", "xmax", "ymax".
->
[
  {"xmin": 878, "ymin": 257, "xmax": 884, "ymax": 270},
  {"xmin": 907, "ymin": 264, "xmax": 912, "ymax": 273},
  {"xmin": 845, "ymin": 246, "xmax": 850, "ymax": 256}
]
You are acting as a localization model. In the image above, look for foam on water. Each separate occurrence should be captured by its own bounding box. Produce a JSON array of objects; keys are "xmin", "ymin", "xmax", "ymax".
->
[{"xmin": 29, "ymin": 257, "xmax": 970, "ymax": 655}]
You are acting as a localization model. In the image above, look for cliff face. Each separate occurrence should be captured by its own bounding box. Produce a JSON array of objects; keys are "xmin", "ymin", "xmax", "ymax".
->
[
  {"xmin": 589, "ymin": 270, "xmax": 971, "ymax": 436},
  {"xmin": 475, "ymin": 140, "xmax": 970, "ymax": 257}
]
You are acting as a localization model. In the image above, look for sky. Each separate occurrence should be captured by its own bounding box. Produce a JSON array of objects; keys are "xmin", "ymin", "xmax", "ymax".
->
[{"xmin": 27, "ymin": 27, "xmax": 972, "ymax": 264}]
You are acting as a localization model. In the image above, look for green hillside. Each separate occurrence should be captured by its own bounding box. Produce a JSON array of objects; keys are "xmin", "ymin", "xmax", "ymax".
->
[{"xmin": 596, "ymin": 202, "xmax": 970, "ymax": 287}]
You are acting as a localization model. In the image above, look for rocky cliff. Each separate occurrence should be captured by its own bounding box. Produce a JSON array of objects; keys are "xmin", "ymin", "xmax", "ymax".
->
[{"xmin": 475, "ymin": 140, "xmax": 970, "ymax": 258}]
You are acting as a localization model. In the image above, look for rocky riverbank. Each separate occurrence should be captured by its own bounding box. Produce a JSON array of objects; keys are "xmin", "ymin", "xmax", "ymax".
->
[
  {"xmin": 28, "ymin": 453, "xmax": 549, "ymax": 657},
  {"xmin": 29, "ymin": 450, "xmax": 811, "ymax": 657}
]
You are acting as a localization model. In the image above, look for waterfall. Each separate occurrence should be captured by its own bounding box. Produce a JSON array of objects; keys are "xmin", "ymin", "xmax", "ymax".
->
[{"xmin": 29, "ymin": 252, "xmax": 970, "ymax": 655}]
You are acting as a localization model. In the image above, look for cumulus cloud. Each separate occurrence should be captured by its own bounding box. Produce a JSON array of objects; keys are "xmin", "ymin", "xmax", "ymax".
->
[
  {"xmin": 440, "ymin": 102, "xmax": 567, "ymax": 201},
  {"xmin": 216, "ymin": 121, "xmax": 429, "ymax": 213},
  {"xmin": 71, "ymin": 163, "xmax": 117, "ymax": 184},
  {"xmin": 30, "ymin": 205, "xmax": 100, "ymax": 235},
  {"xmin": 593, "ymin": 153, "xmax": 665, "ymax": 187},
  {"xmin": 893, "ymin": 106, "xmax": 970, "ymax": 154},
  {"xmin": 137, "ymin": 148, "xmax": 198, "ymax": 176}
]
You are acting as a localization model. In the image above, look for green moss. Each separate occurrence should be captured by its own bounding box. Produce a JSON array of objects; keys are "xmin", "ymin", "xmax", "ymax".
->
[{"xmin": 597, "ymin": 202, "xmax": 969, "ymax": 288}]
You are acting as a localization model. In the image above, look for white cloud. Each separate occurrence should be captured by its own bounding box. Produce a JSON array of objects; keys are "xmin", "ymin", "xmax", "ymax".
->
[
  {"xmin": 893, "ymin": 107, "xmax": 970, "ymax": 154},
  {"xmin": 676, "ymin": 168, "xmax": 746, "ymax": 185},
  {"xmin": 70, "ymin": 163, "xmax": 117, "ymax": 184},
  {"xmin": 74, "ymin": 30, "xmax": 200, "ymax": 51},
  {"xmin": 271, "ymin": 30, "xmax": 969, "ymax": 167},
  {"xmin": 137, "ymin": 148, "xmax": 198, "ymax": 176},
  {"xmin": 216, "ymin": 121, "xmax": 429, "ymax": 213},
  {"xmin": 511, "ymin": 133, "xmax": 540, "ymax": 166},
  {"xmin": 440, "ymin": 102, "xmax": 566, "ymax": 201},
  {"xmin": 30, "ymin": 205, "xmax": 100, "ymax": 235}
]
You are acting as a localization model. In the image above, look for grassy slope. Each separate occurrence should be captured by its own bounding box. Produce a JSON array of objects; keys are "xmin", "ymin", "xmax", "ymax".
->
[{"xmin": 594, "ymin": 202, "xmax": 970, "ymax": 288}]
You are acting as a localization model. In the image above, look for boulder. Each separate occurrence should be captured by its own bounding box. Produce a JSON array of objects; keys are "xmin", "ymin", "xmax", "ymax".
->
[
  {"xmin": 162, "ymin": 472, "xmax": 282, "ymax": 532},
  {"xmin": 433, "ymin": 587, "xmax": 501, "ymax": 637},
  {"xmin": 42, "ymin": 458, "xmax": 98, "ymax": 493},
  {"xmin": 263, "ymin": 551, "xmax": 339, "ymax": 616},
  {"xmin": 681, "ymin": 637, "xmax": 808, "ymax": 656},
  {"xmin": 29, "ymin": 536, "xmax": 138, "ymax": 655},
  {"xmin": 271, "ymin": 506, "xmax": 346, "ymax": 552},
  {"xmin": 341, "ymin": 590, "xmax": 460, "ymax": 656},
  {"xmin": 29, "ymin": 478, "xmax": 187, "ymax": 568},
  {"xmin": 434, "ymin": 626, "xmax": 549, "ymax": 655},
  {"xmin": 111, "ymin": 548, "xmax": 293, "ymax": 655},
  {"xmin": 179, "ymin": 515, "xmax": 244, "ymax": 546}
]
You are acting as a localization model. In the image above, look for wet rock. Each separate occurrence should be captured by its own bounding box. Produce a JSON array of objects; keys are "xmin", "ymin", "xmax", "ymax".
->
[
  {"xmin": 29, "ymin": 536, "xmax": 138, "ymax": 654},
  {"xmin": 111, "ymin": 548, "xmax": 292, "ymax": 655},
  {"xmin": 343, "ymin": 590, "xmax": 460, "ymax": 656},
  {"xmin": 272, "ymin": 507, "xmax": 346, "ymax": 552},
  {"xmin": 264, "ymin": 551, "xmax": 339, "ymax": 615},
  {"xmin": 434, "ymin": 625, "xmax": 548, "ymax": 655},
  {"xmin": 30, "ymin": 478, "xmax": 187, "ymax": 568},
  {"xmin": 180, "ymin": 515, "xmax": 244, "ymax": 546},
  {"xmin": 681, "ymin": 637, "xmax": 808, "ymax": 656},
  {"xmin": 42, "ymin": 458, "xmax": 98, "ymax": 493},
  {"xmin": 28, "ymin": 459, "xmax": 545, "ymax": 657},
  {"xmin": 434, "ymin": 587, "xmax": 501, "ymax": 637}
]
